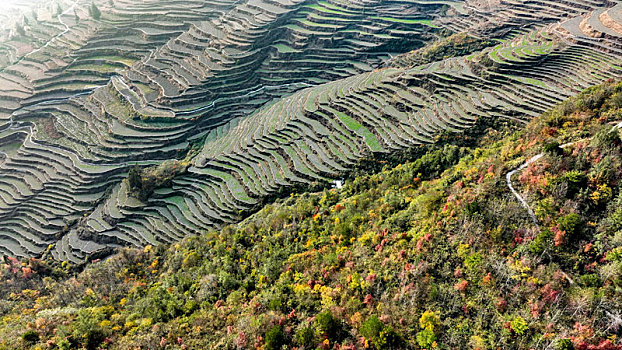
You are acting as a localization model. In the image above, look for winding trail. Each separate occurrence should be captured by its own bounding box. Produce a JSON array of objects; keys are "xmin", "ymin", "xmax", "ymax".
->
[
  {"xmin": 506, "ymin": 141, "xmax": 585, "ymax": 229},
  {"xmin": 505, "ymin": 123, "xmax": 622, "ymax": 229},
  {"xmin": 506, "ymin": 153, "xmax": 544, "ymax": 227},
  {"xmin": 25, "ymin": 0, "xmax": 80, "ymax": 58},
  {"xmin": 0, "ymin": 0, "xmax": 80, "ymax": 77}
]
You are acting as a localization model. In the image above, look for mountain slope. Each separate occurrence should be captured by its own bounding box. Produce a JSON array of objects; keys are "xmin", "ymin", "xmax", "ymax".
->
[{"xmin": 1, "ymin": 80, "xmax": 621, "ymax": 349}]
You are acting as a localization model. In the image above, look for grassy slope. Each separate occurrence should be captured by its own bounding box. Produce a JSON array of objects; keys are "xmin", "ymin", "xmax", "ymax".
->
[{"xmin": 1, "ymin": 81, "xmax": 622, "ymax": 349}]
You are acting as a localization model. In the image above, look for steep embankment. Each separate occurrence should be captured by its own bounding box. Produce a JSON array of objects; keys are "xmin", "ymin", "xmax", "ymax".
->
[{"xmin": 1, "ymin": 80, "xmax": 622, "ymax": 349}]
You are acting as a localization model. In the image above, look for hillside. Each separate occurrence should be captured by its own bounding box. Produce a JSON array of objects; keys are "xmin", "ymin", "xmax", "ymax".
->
[
  {"xmin": 1, "ymin": 81, "xmax": 621, "ymax": 349},
  {"xmin": 3, "ymin": 0, "xmax": 622, "ymax": 260}
]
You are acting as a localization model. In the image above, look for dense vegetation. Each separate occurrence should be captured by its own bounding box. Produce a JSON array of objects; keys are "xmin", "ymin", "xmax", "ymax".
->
[
  {"xmin": 126, "ymin": 160, "xmax": 189, "ymax": 202},
  {"xmin": 389, "ymin": 32, "xmax": 493, "ymax": 68},
  {"xmin": 1, "ymin": 81, "xmax": 622, "ymax": 349}
]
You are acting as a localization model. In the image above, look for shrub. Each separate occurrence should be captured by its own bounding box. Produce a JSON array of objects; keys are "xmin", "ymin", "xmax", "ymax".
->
[
  {"xmin": 264, "ymin": 325, "xmax": 286, "ymax": 350},
  {"xmin": 58, "ymin": 338, "xmax": 71, "ymax": 350},
  {"xmin": 316, "ymin": 311, "xmax": 340, "ymax": 340},
  {"xmin": 606, "ymin": 247, "xmax": 622, "ymax": 262},
  {"xmin": 530, "ymin": 229, "xmax": 553, "ymax": 255},
  {"xmin": 464, "ymin": 252, "xmax": 483, "ymax": 275},
  {"xmin": 579, "ymin": 274, "xmax": 601, "ymax": 287},
  {"xmin": 183, "ymin": 299, "xmax": 198, "ymax": 314},
  {"xmin": 268, "ymin": 297, "xmax": 282, "ymax": 311},
  {"xmin": 416, "ymin": 328, "xmax": 437, "ymax": 348},
  {"xmin": 465, "ymin": 201, "xmax": 480, "ymax": 216},
  {"xmin": 138, "ymin": 285, "xmax": 183, "ymax": 322},
  {"xmin": 556, "ymin": 338, "xmax": 575, "ymax": 350},
  {"xmin": 580, "ymin": 84, "xmax": 612, "ymax": 110},
  {"xmin": 557, "ymin": 171, "xmax": 588, "ymax": 198},
  {"xmin": 126, "ymin": 161, "xmax": 187, "ymax": 201},
  {"xmin": 608, "ymin": 92, "xmax": 622, "ymax": 108},
  {"xmin": 559, "ymin": 213, "xmax": 583, "ymax": 239},
  {"xmin": 591, "ymin": 183, "xmax": 613, "ymax": 206},
  {"xmin": 22, "ymin": 330, "xmax": 39, "ymax": 343},
  {"xmin": 265, "ymin": 325, "xmax": 286, "ymax": 350},
  {"xmin": 600, "ymin": 123, "xmax": 622, "ymax": 150},
  {"xmin": 360, "ymin": 315, "xmax": 384, "ymax": 340},
  {"xmin": 334, "ymin": 222, "xmax": 354, "ymax": 244},
  {"xmin": 15, "ymin": 23, "xmax": 25, "ymax": 36},
  {"xmin": 376, "ymin": 326, "xmax": 400, "ymax": 349},
  {"xmin": 359, "ymin": 314, "xmax": 402, "ymax": 349},
  {"xmin": 419, "ymin": 310, "xmax": 441, "ymax": 331},
  {"xmin": 72, "ymin": 308, "xmax": 110, "ymax": 350},
  {"xmin": 89, "ymin": 3, "xmax": 101, "ymax": 19},
  {"xmin": 510, "ymin": 316, "xmax": 528, "ymax": 336},
  {"xmin": 415, "ymin": 311, "xmax": 441, "ymax": 348},
  {"xmin": 544, "ymin": 141, "xmax": 563, "ymax": 155},
  {"xmin": 295, "ymin": 326, "xmax": 316, "ymax": 348}
]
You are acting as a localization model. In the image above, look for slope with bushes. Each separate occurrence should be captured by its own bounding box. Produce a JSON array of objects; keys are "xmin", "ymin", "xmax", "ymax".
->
[{"xmin": 1, "ymin": 81, "xmax": 622, "ymax": 349}]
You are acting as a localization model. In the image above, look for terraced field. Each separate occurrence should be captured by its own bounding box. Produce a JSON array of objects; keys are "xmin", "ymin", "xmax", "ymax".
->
[{"xmin": 1, "ymin": 0, "xmax": 622, "ymax": 260}]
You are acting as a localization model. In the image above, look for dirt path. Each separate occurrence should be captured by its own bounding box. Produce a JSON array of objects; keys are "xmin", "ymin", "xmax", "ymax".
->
[
  {"xmin": 25, "ymin": 0, "xmax": 80, "ymax": 58},
  {"xmin": 506, "ymin": 153, "xmax": 544, "ymax": 227},
  {"xmin": 505, "ymin": 139, "xmax": 593, "ymax": 229}
]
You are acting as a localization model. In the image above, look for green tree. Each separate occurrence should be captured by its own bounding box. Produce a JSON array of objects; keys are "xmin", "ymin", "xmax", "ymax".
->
[
  {"xmin": 15, "ymin": 23, "xmax": 25, "ymax": 36},
  {"xmin": 510, "ymin": 316, "xmax": 528, "ymax": 336},
  {"xmin": 89, "ymin": 3, "xmax": 101, "ymax": 19},
  {"xmin": 73, "ymin": 308, "xmax": 107, "ymax": 350},
  {"xmin": 316, "ymin": 311, "xmax": 340, "ymax": 340},
  {"xmin": 556, "ymin": 338, "xmax": 574, "ymax": 350},
  {"xmin": 295, "ymin": 326, "xmax": 315, "ymax": 348},
  {"xmin": 361, "ymin": 316, "xmax": 401, "ymax": 349},
  {"xmin": 265, "ymin": 325, "xmax": 286, "ymax": 350},
  {"xmin": 22, "ymin": 330, "xmax": 39, "ymax": 343},
  {"xmin": 416, "ymin": 328, "xmax": 436, "ymax": 348}
]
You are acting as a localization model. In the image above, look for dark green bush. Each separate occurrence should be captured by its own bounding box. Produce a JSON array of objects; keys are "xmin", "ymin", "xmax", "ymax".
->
[
  {"xmin": 268, "ymin": 297, "xmax": 282, "ymax": 311},
  {"xmin": 465, "ymin": 201, "xmax": 480, "ymax": 216},
  {"xmin": 89, "ymin": 3, "xmax": 101, "ymax": 19},
  {"xmin": 360, "ymin": 315, "xmax": 384, "ymax": 340},
  {"xmin": 558, "ymin": 171, "xmax": 588, "ymax": 198},
  {"xmin": 555, "ymin": 338, "xmax": 575, "ymax": 350},
  {"xmin": 360, "ymin": 316, "xmax": 401, "ymax": 349},
  {"xmin": 22, "ymin": 330, "xmax": 39, "ymax": 343},
  {"xmin": 316, "ymin": 311, "xmax": 340, "ymax": 340},
  {"xmin": 559, "ymin": 213, "xmax": 583, "ymax": 238},
  {"xmin": 294, "ymin": 326, "xmax": 316, "ymax": 348},
  {"xmin": 334, "ymin": 222, "xmax": 354, "ymax": 243},
  {"xmin": 265, "ymin": 325, "xmax": 286, "ymax": 350},
  {"xmin": 530, "ymin": 229, "xmax": 553, "ymax": 255},
  {"xmin": 579, "ymin": 274, "xmax": 601, "ymax": 287},
  {"xmin": 544, "ymin": 141, "xmax": 564, "ymax": 155},
  {"xmin": 376, "ymin": 326, "xmax": 401, "ymax": 349},
  {"xmin": 593, "ymin": 128, "xmax": 621, "ymax": 148}
]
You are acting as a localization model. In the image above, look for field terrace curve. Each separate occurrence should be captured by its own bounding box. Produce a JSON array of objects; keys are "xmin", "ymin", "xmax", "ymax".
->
[
  {"xmin": 0, "ymin": 0, "xmax": 454, "ymax": 259},
  {"xmin": 0, "ymin": 0, "xmax": 242, "ymax": 129},
  {"xmin": 1, "ymin": 0, "xmax": 622, "ymax": 261}
]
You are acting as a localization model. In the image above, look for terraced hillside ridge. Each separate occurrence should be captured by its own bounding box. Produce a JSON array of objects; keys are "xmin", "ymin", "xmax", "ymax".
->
[
  {"xmin": 2, "ymin": 80, "xmax": 622, "ymax": 349},
  {"xmin": 1, "ymin": 0, "xmax": 622, "ymax": 260},
  {"xmin": 0, "ymin": 0, "xmax": 243, "ymax": 127}
]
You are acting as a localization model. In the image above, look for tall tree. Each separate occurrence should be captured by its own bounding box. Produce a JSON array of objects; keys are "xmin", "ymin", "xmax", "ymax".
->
[{"xmin": 89, "ymin": 3, "xmax": 101, "ymax": 20}]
